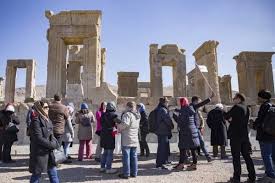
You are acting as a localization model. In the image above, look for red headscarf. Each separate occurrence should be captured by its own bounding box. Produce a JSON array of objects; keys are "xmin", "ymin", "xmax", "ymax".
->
[{"xmin": 180, "ymin": 97, "xmax": 189, "ymax": 107}]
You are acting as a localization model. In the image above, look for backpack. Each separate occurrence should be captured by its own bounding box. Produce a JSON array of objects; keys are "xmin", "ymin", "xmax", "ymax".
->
[
  {"xmin": 81, "ymin": 115, "xmax": 92, "ymax": 127},
  {"xmin": 148, "ymin": 109, "xmax": 158, "ymax": 133},
  {"xmin": 262, "ymin": 104, "xmax": 275, "ymax": 137}
]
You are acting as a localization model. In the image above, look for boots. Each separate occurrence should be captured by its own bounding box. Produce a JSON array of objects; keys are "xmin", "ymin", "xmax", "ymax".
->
[
  {"xmin": 186, "ymin": 163, "xmax": 197, "ymax": 171},
  {"xmin": 173, "ymin": 163, "xmax": 184, "ymax": 170},
  {"xmin": 145, "ymin": 144, "xmax": 150, "ymax": 157}
]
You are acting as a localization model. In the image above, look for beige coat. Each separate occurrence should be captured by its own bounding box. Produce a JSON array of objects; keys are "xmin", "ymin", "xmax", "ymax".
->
[
  {"xmin": 118, "ymin": 111, "xmax": 140, "ymax": 147},
  {"xmin": 75, "ymin": 112, "xmax": 95, "ymax": 141}
]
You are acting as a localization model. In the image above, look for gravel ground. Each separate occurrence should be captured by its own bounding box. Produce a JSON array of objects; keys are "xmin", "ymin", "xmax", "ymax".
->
[{"xmin": 0, "ymin": 141, "xmax": 272, "ymax": 183}]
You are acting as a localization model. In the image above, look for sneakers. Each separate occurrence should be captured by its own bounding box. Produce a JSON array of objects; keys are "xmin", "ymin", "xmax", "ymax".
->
[
  {"xmin": 229, "ymin": 177, "xmax": 240, "ymax": 183},
  {"xmin": 245, "ymin": 178, "xmax": 255, "ymax": 183},
  {"xmin": 106, "ymin": 169, "xmax": 118, "ymax": 174},
  {"xmin": 186, "ymin": 163, "xmax": 197, "ymax": 171},
  {"xmin": 206, "ymin": 156, "xmax": 213, "ymax": 162},
  {"xmin": 157, "ymin": 165, "xmax": 169, "ymax": 170},
  {"xmin": 164, "ymin": 160, "xmax": 172, "ymax": 165},
  {"xmin": 99, "ymin": 168, "xmax": 106, "ymax": 173},
  {"xmin": 118, "ymin": 174, "xmax": 129, "ymax": 179},
  {"xmin": 173, "ymin": 163, "xmax": 184, "ymax": 171},
  {"xmin": 221, "ymin": 155, "xmax": 229, "ymax": 160}
]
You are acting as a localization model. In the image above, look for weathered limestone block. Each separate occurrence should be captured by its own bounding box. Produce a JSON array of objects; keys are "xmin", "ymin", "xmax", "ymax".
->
[
  {"xmin": 219, "ymin": 75, "xmax": 232, "ymax": 104},
  {"xmin": 101, "ymin": 48, "xmax": 106, "ymax": 83},
  {"xmin": 193, "ymin": 40, "xmax": 221, "ymax": 103},
  {"xmin": 117, "ymin": 72, "xmax": 139, "ymax": 97},
  {"xmin": 67, "ymin": 61, "xmax": 82, "ymax": 84},
  {"xmin": 234, "ymin": 51, "xmax": 275, "ymax": 104},
  {"xmin": 138, "ymin": 82, "xmax": 151, "ymax": 98}
]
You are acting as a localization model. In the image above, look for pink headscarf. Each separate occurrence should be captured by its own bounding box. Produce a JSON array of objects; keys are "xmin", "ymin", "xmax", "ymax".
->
[{"xmin": 180, "ymin": 97, "xmax": 189, "ymax": 107}]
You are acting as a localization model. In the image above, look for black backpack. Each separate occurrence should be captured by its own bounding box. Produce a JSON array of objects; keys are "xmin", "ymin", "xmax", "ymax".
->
[
  {"xmin": 148, "ymin": 109, "xmax": 158, "ymax": 133},
  {"xmin": 262, "ymin": 104, "xmax": 275, "ymax": 137}
]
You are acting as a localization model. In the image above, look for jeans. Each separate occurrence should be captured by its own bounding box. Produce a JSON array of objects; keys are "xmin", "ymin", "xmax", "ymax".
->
[
  {"xmin": 78, "ymin": 140, "xmax": 92, "ymax": 160},
  {"xmin": 156, "ymin": 135, "xmax": 169, "ymax": 167},
  {"xmin": 63, "ymin": 142, "xmax": 71, "ymax": 157},
  {"xmin": 95, "ymin": 136, "xmax": 102, "ymax": 159},
  {"xmin": 198, "ymin": 131, "xmax": 209, "ymax": 157},
  {"xmin": 230, "ymin": 139, "xmax": 255, "ymax": 181},
  {"xmin": 259, "ymin": 141, "xmax": 275, "ymax": 178},
  {"xmin": 30, "ymin": 167, "xmax": 59, "ymax": 183},
  {"xmin": 101, "ymin": 149, "xmax": 114, "ymax": 170},
  {"xmin": 122, "ymin": 146, "xmax": 138, "ymax": 177},
  {"xmin": 179, "ymin": 148, "xmax": 197, "ymax": 164}
]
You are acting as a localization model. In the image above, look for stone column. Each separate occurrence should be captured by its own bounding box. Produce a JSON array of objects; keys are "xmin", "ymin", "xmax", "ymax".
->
[
  {"xmin": 193, "ymin": 40, "xmax": 221, "ymax": 103},
  {"xmin": 219, "ymin": 75, "xmax": 232, "ymax": 104},
  {"xmin": 0, "ymin": 77, "xmax": 4, "ymax": 101},
  {"xmin": 173, "ymin": 53, "xmax": 187, "ymax": 97},
  {"xmin": 25, "ymin": 60, "xmax": 36, "ymax": 101},
  {"xmin": 101, "ymin": 48, "xmax": 106, "ymax": 83},
  {"xmin": 46, "ymin": 35, "xmax": 67, "ymax": 98},
  {"xmin": 150, "ymin": 44, "xmax": 163, "ymax": 98},
  {"xmin": 5, "ymin": 64, "xmax": 17, "ymax": 103},
  {"xmin": 83, "ymin": 37, "xmax": 101, "ymax": 99}
]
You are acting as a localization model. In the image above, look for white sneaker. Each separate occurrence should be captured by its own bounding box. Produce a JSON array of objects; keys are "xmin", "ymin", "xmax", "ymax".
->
[
  {"xmin": 99, "ymin": 168, "xmax": 105, "ymax": 173},
  {"xmin": 105, "ymin": 169, "xmax": 118, "ymax": 174}
]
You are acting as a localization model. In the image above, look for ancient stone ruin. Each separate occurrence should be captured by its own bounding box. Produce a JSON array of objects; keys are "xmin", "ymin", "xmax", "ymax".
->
[
  {"xmin": 149, "ymin": 44, "xmax": 187, "ymax": 98},
  {"xmin": 234, "ymin": 51, "xmax": 275, "ymax": 104},
  {"xmin": 193, "ymin": 40, "xmax": 221, "ymax": 103},
  {"xmin": 0, "ymin": 10, "xmax": 274, "ymax": 144},
  {"xmin": 5, "ymin": 59, "xmax": 36, "ymax": 103},
  {"xmin": 45, "ymin": 10, "xmax": 116, "ymax": 104}
]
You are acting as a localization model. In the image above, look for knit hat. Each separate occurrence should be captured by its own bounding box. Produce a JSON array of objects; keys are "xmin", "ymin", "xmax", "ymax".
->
[
  {"xmin": 258, "ymin": 90, "xmax": 272, "ymax": 100},
  {"xmin": 80, "ymin": 103, "xmax": 89, "ymax": 110},
  {"xmin": 180, "ymin": 97, "xmax": 189, "ymax": 107},
  {"xmin": 137, "ymin": 103, "xmax": 145, "ymax": 113}
]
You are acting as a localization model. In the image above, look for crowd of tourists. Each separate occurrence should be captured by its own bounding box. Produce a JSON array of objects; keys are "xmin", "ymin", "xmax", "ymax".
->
[{"xmin": 1, "ymin": 90, "xmax": 275, "ymax": 183}]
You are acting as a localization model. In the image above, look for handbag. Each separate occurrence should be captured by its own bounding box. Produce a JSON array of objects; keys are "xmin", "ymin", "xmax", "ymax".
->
[{"xmin": 53, "ymin": 147, "xmax": 67, "ymax": 164}]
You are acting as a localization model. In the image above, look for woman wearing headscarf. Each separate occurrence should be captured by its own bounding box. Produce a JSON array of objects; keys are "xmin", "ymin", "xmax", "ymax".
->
[
  {"xmin": 173, "ymin": 97, "xmax": 199, "ymax": 171},
  {"xmin": 206, "ymin": 103, "xmax": 228, "ymax": 159},
  {"xmin": 95, "ymin": 102, "xmax": 107, "ymax": 162},
  {"xmin": 29, "ymin": 101, "xmax": 60, "ymax": 183},
  {"xmin": 137, "ymin": 103, "xmax": 150, "ymax": 157},
  {"xmin": 75, "ymin": 103, "xmax": 95, "ymax": 161}
]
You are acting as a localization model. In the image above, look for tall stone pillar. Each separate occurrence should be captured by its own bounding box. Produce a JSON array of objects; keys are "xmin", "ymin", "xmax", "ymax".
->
[
  {"xmin": 173, "ymin": 52, "xmax": 187, "ymax": 97},
  {"xmin": 101, "ymin": 48, "xmax": 106, "ymax": 83},
  {"xmin": 25, "ymin": 60, "xmax": 36, "ymax": 100},
  {"xmin": 83, "ymin": 37, "xmax": 101, "ymax": 99},
  {"xmin": 193, "ymin": 40, "xmax": 221, "ymax": 103},
  {"xmin": 5, "ymin": 65, "xmax": 17, "ymax": 103},
  {"xmin": 219, "ymin": 75, "xmax": 232, "ymax": 104},
  {"xmin": 0, "ymin": 77, "xmax": 4, "ymax": 101},
  {"xmin": 150, "ymin": 44, "xmax": 163, "ymax": 98}
]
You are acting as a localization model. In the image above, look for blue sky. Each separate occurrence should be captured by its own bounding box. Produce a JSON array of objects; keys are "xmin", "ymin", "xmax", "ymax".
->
[{"xmin": 0, "ymin": 0, "xmax": 274, "ymax": 91}]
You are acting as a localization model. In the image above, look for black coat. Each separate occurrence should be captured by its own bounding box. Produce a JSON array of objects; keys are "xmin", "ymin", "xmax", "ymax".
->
[
  {"xmin": 100, "ymin": 111, "xmax": 118, "ymax": 150},
  {"xmin": 254, "ymin": 101, "xmax": 275, "ymax": 142},
  {"xmin": 139, "ymin": 111, "xmax": 149, "ymax": 135},
  {"xmin": 224, "ymin": 103, "xmax": 249, "ymax": 141},
  {"xmin": 207, "ymin": 108, "xmax": 228, "ymax": 146},
  {"xmin": 173, "ymin": 106, "xmax": 200, "ymax": 149},
  {"xmin": 29, "ymin": 114, "xmax": 59, "ymax": 175},
  {"xmin": 0, "ymin": 111, "xmax": 20, "ymax": 143},
  {"xmin": 155, "ymin": 104, "xmax": 174, "ymax": 136}
]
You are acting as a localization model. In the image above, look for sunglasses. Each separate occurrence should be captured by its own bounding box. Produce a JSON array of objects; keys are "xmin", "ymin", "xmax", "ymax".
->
[{"xmin": 43, "ymin": 106, "xmax": 49, "ymax": 109}]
